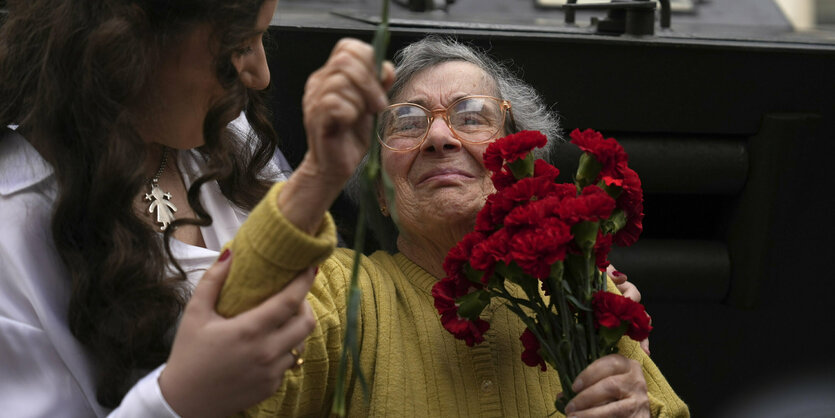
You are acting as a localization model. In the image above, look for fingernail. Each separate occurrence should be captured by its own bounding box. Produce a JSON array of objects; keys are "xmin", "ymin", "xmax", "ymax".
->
[
  {"xmin": 612, "ymin": 270, "xmax": 623, "ymax": 277},
  {"xmin": 564, "ymin": 403, "xmax": 576, "ymax": 414},
  {"xmin": 572, "ymin": 377, "xmax": 583, "ymax": 392},
  {"xmin": 314, "ymin": 267, "xmax": 319, "ymax": 275},
  {"xmin": 218, "ymin": 248, "xmax": 231, "ymax": 262}
]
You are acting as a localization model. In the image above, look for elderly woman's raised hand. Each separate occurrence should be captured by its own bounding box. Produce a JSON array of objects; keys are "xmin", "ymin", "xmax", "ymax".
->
[
  {"xmin": 563, "ymin": 354, "xmax": 651, "ymax": 418},
  {"xmin": 280, "ymin": 38, "xmax": 394, "ymax": 234},
  {"xmin": 301, "ymin": 38, "xmax": 394, "ymax": 180}
]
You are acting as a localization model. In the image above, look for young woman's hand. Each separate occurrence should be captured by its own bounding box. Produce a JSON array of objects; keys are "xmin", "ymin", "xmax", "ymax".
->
[
  {"xmin": 607, "ymin": 265, "xmax": 651, "ymax": 356},
  {"xmin": 159, "ymin": 250, "xmax": 316, "ymax": 418},
  {"xmin": 563, "ymin": 354, "xmax": 651, "ymax": 418}
]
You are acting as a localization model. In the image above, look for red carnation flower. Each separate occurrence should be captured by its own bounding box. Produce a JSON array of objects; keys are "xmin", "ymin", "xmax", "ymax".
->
[
  {"xmin": 612, "ymin": 163, "xmax": 644, "ymax": 247},
  {"xmin": 555, "ymin": 185, "xmax": 616, "ymax": 225},
  {"xmin": 433, "ymin": 281, "xmax": 491, "ymax": 346},
  {"xmin": 443, "ymin": 231, "xmax": 488, "ymax": 285},
  {"xmin": 551, "ymin": 183, "xmax": 582, "ymax": 200},
  {"xmin": 500, "ymin": 175, "xmax": 557, "ymax": 206},
  {"xmin": 569, "ymin": 129, "xmax": 627, "ymax": 180},
  {"xmin": 483, "ymin": 145, "xmax": 505, "ymax": 173},
  {"xmin": 470, "ymin": 228, "xmax": 513, "ymax": 273},
  {"xmin": 533, "ymin": 159, "xmax": 560, "ymax": 182},
  {"xmin": 476, "ymin": 192, "xmax": 517, "ymax": 233},
  {"xmin": 484, "ymin": 130, "xmax": 548, "ymax": 174},
  {"xmin": 593, "ymin": 232, "xmax": 613, "ymax": 270},
  {"xmin": 508, "ymin": 219, "xmax": 572, "ymax": 279},
  {"xmin": 602, "ymin": 176, "xmax": 623, "ymax": 188},
  {"xmin": 592, "ymin": 291, "xmax": 652, "ymax": 341},
  {"xmin": 490, "ymin": 170, "xmax": 517, "ymax": 191},
  {"xmin": 520, "ymin": 328, "xmax": 547, "ymax": 371},
  {"xmin": 504, "ymin": 198, "xmax": 549, "ymax": 229}
]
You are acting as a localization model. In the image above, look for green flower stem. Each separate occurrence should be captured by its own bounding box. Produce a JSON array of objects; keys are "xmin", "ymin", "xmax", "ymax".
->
[
  {"xmin": 331, "ymin": 1, "xmax": 390, "ymax": 415},
  {"xmin": 584, "ymin": 253, "xmax": 598, "ymax": 363},
  {"xmin": 330, "ymin": 191, "xmax": 369, "ymax": 416},
  {"xmin": 550, "ymin": 289, "xmax": 577, "ymax": 411}
]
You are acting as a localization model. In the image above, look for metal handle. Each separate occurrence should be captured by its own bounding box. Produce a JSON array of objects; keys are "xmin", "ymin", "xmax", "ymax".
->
[{"xmin": 563, "ymin": 0, "xmax": 670, "ymax": 34}]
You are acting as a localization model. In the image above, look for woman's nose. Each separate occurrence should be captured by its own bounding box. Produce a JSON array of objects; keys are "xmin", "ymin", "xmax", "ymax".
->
[
  {"xmin": 420, "ymin": 116, "xmax": 462, "ymax": 153},
  {"xmin": 234, "ymin": 43, "xmax": 271, "ymax": 91}
]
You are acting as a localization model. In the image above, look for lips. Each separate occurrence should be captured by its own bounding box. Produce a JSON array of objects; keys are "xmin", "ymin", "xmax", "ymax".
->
[{"xmin": 417, "ymin": 167, "xmax": 475, "ymax": 185}]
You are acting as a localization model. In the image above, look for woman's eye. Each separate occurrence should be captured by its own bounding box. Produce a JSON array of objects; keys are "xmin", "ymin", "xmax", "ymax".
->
[
  {"xmin": 235, "ymin": 45, "xmax": 254, "ymax": 55},
  {"xmin": 391, "ymin": 118, "xmax": 423, "ymax": 134},
  {"xmin": 235, "ymin": 34, "xmax": 264, "ymax": 56},
  {"xmin": 457, "ymin": 112, "xmax": 488, "ymax": 126}
]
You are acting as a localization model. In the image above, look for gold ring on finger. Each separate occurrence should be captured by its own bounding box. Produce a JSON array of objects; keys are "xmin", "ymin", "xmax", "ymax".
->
[{"xmin": 290, "ymin": 348, "xmax": 304, "ymax": 367}]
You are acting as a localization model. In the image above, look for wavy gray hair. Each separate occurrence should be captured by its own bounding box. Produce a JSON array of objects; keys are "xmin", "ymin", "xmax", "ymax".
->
[{"xmin": 346, "ymin": 36, "xmax": 562, "ymax": 253}]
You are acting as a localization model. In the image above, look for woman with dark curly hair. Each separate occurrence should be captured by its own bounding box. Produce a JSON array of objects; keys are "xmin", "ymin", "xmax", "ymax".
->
[{"xmin": 0, "ymin": 0, "xmax": 318, "ymax": 416}]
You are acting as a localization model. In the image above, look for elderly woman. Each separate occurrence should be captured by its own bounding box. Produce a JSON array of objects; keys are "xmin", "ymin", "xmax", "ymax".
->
[{"xmin": 217, "ymin": 37, "xmax": 688, "ymax": 417}]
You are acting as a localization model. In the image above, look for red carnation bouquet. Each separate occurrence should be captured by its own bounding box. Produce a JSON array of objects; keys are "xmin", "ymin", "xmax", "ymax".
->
[{"xmin": 431, "ymin": 129, "xmax": 651, "ymax": 413}]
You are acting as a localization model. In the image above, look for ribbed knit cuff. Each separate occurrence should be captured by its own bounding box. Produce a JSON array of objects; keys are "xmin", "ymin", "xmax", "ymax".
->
[
  {"xmin": 216, "ymin": 182, "xmax": 338, "ymax": 317},
  {"xmin": 239, "ymin": 181, "xmax": 338, "ymax": 271}
]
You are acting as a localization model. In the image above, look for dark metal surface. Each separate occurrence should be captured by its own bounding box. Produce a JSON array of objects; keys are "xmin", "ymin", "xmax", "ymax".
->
[
  {"xmin": 276, "ymin": 0, "xmax": 835, "ymax": 46},
  {"xmin": 562, "ymin": 0, "xmax": 659, "ymax": 35},
  {"xmin": 553, "ymin": 134, "xmax": 749, "ymax": 195},
  {"xmin": 608, "ymin": 239, "xmax": 731, "ymax": 302}
]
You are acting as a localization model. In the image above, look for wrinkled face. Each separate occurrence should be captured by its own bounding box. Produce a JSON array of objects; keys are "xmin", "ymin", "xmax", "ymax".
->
[
  {"xmin": 146, "ymin": 0, "xmax": 277, "ymax": 149},
  {"xmin": 380, "ymin": 61, "xmax": 499, "ymax": 237}
]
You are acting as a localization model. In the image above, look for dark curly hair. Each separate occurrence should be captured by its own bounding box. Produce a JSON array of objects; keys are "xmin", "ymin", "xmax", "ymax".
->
[{"xmin": 0, "ymin": 0, "xmax": 277, "ymax": 407}]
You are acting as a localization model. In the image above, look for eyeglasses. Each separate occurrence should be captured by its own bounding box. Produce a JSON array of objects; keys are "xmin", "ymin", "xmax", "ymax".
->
[{"xmin": 377, "ymin": 95, "xmax": 513, "ymax": 152}]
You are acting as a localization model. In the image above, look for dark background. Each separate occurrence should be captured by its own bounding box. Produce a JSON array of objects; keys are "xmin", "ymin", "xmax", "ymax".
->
[{"xmin": 263, "ymin": 1, "xmax": 835, "ymax": 416}]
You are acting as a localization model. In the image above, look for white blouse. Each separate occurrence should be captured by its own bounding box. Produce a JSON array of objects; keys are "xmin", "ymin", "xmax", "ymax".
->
[{"xmin": 0, "ymin": 118, "xmax": 291, "ymax": 417}]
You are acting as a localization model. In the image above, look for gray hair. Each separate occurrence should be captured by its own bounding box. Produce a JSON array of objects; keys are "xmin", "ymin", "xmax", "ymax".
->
[{"xmin": 346, "ymin": 36, "xmax": 562, "ymax": 253}]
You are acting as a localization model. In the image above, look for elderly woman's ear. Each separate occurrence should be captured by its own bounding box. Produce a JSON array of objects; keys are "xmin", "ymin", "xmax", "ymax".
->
[{"xmin": 232, "ymin": 43, "xmax": 271, "ymax": 90}]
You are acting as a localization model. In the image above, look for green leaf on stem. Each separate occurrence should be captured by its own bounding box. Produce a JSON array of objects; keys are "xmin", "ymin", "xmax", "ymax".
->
[
  {"xmin": 571, "ymin": 221, "xmax": 599, "ymax": 252},
  {"xmin": 561, "ymin": 277, "xmax": 573, "ymax": 295},
  {"xmin": 599, "ymin": 179, "xmax": 623, "ymax": 200},
  {"xmin": 598, "ymin": 322, "xmax": 628, "ymax": 350},
  {"xmin": 514, "ymin": 272, "xmax": 541, "ymax": 300},
  {"xmin": 496, "ymin": 260, "xmax": 525, "ymax": 278},
  {"xmin": 549, "ymin": 261, "xmax": 564, "ymax": 282},
  {"xmin": 498, "ymin": 288, "xmax": 543, "ymax": 313},
  {"xmin": 565, "ymin": 293, "xmax": 592, "ymax": 312},
  {"xmin": 509, "ymin": 154, "xmax": 535, "ymax": 179},
  {"xmin": 601, "ymin": 208, "xmax": 627, "ymax": 235},
  {"xmin": 563, "ymin": 255, "xmax": 590, "ymax": 297},
  {"xmin": 456, "ymin": 290, "xmax": 491, "ymax": 319},
  {"xmin": 575, "ymin": 152, "xmax": 602, "ymax": 189},
  {"xmin": 462, "ymin": 263, "xmax": 485, "ymax": 285}
]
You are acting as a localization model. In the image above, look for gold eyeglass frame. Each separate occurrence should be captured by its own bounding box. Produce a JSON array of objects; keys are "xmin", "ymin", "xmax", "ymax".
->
[{"xmin": 377, "ymin": 95, "xmax": 514, "ymax": 152}]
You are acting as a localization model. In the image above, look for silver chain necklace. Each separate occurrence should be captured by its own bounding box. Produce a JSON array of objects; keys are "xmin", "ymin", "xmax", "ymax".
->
[{"xmin": 144, "ymin": 147, "xmax": 178, "ymax": 231}]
